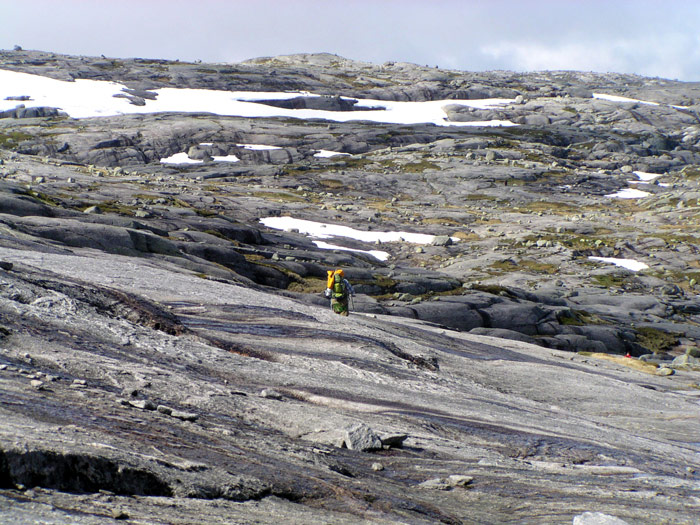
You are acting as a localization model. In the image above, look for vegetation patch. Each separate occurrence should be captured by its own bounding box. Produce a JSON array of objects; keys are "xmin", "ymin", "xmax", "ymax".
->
[
  {"xmin": 519, "ymin": 200, "xmax": 581, "ymax": 214},
  {"xmin": 251, "ymin": 191, "xmax": 308, "ymax": 203},
  {"xmin": 592, "ymin": 274, "xmax": 630, "ymax": 288},
  {"xmin": 558, "ymin": 309, "xmax": 609, "ymax": 326},
  {"xmin": 489, "ymin": 258, "xmax": 558, "ymax": 275},
  {"xmin": 635, "ymin": 326, "xmax": 679, "ymax": 353},
  {"xmin": 287, "ymin": 277, "xmax": 327, "ymax": 293},
  {"xmin": 399, "ymin": 160, "xmax": 440, "ymax": 173},
  {"xmin": 0, "ymin": 131, "xmax": 33, "ymax": 150},
  {"xmin": 589, "ymin": 353, "xmax": 659, "ymax": 374}
]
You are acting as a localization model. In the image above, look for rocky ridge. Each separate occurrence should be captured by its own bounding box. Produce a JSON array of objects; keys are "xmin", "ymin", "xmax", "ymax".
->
[{"xmin": 1, "ymin": 49, "xmax": 699, "ymax": 523}]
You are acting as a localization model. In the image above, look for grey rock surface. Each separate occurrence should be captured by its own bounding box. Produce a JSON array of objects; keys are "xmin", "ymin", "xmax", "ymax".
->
[{"xmin": 0, "ymin": 48, "xmax": 699, "ymax": 523}]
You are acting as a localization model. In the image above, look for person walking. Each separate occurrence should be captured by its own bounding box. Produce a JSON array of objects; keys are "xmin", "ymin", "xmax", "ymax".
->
[{"xmin": 325, "ymin": 268, "xmax": 355, "ymax": 316}]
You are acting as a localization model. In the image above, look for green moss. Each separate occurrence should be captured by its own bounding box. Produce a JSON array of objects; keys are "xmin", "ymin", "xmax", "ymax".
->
[
  {"xmin": 469, "ymin": 283, "xmax": 514, "ymax": 297},
  {"xmin": 26, "ymin": 190, "xmax": 61, "ymax": 207},
  {"xmin": 519, "ymin": 201, "xmax": 581, "ymax": 214},
  {"xmin": 558, "ymin": 309, "xmax": 608, "ymax": 326},
  {"xmin": 92, "ymin": 200, "xmax": 137, "ymax": 216},
  {"xmin": 489, "ymin": 258, "xmax": 558, "ymax": 275},
  {"xmin": 635, "ymin": 327, "xmax": 679, "ymax": 353},
  {"xmin": 592, "ymin": 274, "xmax": 629, "ymax": 288},
  {"xmin": 251, "ymin": 191, "xmax": 308, "ymax": 203},
  {"xmin": 287, "ymin": 276, "xmax": 327, "ymax": 293},
  {"xmin": 562, "ymin": 106, "xmax": 578, "ymax": 114},
  {"xmin": 464, "ymin": 194, "xmax": 498, "ymax": 201},
  {"xmin": 95, "ymin": 60, "xmax": 125, "ymax": 70},
  {"xmin": 0, "ymin": 131, "xmax": 33, "ymax": 149},
  {"xmin": 399, "ymin": 160, "xmax": 440, "ymax": 173}
]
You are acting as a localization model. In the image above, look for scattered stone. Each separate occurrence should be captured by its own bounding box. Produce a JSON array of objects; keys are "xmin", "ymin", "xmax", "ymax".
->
[
  {"xmin": 371, "ymin": 462, "xmax": 384, "ymax": 471},
  {"xmin": 0, "ymin": 261, "xmax": 13, "ymax": 271},
  {"xmin": 157, "ymin": 405, "xmax": 173, "ymax": 415},
  {"xmin": 656, "ymin": 367, "xmax": 674, "ymax": 376},
  {"xmin": 83, "ymin": 205, "xmax": 102, "ymax": 214},
  {"xmin": 418, "ymin": 475, "xmax": 473, "ymax": 490},
  {"xmin": 30, "ymin": 379, "xmax": 44, "ymax": 389},
  {"xmin": 128, "ymin": 399, "xmax": 157, "ymax": 410}
]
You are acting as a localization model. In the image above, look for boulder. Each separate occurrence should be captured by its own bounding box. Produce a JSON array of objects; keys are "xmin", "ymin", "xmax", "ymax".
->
[{"xmin": 342, "ymin": 424, "xmax": 383, "ymax": 451}]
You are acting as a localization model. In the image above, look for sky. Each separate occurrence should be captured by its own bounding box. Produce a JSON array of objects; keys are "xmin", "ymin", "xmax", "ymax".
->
[{"xmin": 1, "ymin": 0, "xmax": 699, "ymax": 81}]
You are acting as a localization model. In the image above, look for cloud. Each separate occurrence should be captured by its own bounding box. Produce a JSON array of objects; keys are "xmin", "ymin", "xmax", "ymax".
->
[
  {"xmin": 478, "ymin": 31, "xmax": 700, "ymax": 80},
  {"xmin": 1, "ymin": 0, "xmax": 699, "ymax": 80}
]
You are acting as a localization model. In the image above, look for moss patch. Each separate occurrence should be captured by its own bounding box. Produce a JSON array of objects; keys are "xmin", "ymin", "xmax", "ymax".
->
[
  {"xmin": 0, "ymin": 131, "xmax": 33, "ymax": 149},
  {"xmin": 635, "ymin": 327, "xmax": 680, "ymax": 353}
]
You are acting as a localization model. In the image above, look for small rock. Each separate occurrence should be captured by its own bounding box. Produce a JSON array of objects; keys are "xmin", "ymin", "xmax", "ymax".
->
[
  {"xmin": 69, "ymin": 383, "xmax": 87, "ymax": 389},
  {"xmin": 656, "ymin": 367, "xmax": 674, "ymax": 376},
  {"xmin": 73, "ymin": 379, "xmax": 87, "ymax": 386},
  {"xmin": 170, "ymin": 410, "xmax": 198, "ymax": 422},
  {"xmin": 259, "ymin": 388, "xmax": 283, "ymax": 400},
  {"xmin": 83, "ymin": 205, "xmax": 102, "ymax": 214},
  {"xmin": 157, "ymin": 405, "xmax": 173, "ymax": 415},
  {"xmin": 0, "ymin": 261, "xmax": 13, "ymax": 271},
  {"xmin": 111, "ymin": 509, "xmax": 129, "ymax": 520},
  {"xmin": 431, "ymin": 235, "xmax": 452, "ymax": 247},
  {"xmin": 371, "ymin": 462, "xmax": 384, "ymax": 471},
  {"xmin": 418, "ymin": 474, "xmax": 473, "ymax": 490},
  {"xmin": 30, "ymin": 380, "xmax": 44, "ymax": 389},
  {"xmin": 128, "ymin": 399, "xmax": 156, "ymax": 410},
  {"xmin": 0, "ymin": 364, "xmax": 7, "ymax": 370},
  {"xmin": 381, "ymin": 434, "xmax": 408, "ymax": 448}
]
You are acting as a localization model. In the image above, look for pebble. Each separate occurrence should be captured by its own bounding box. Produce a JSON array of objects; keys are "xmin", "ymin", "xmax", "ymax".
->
[
  {"xmin": 371, "ymin": 462, "xmax": 384, "ymax": 471},
  {"xmin": 30, "ymin": 379, "xmax": 45, "ymax": 389}
]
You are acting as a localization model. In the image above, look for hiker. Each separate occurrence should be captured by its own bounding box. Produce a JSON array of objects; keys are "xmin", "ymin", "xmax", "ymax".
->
[{"xmin": 325, "ymin": 268, "xmax": 355, "ymax": 316}]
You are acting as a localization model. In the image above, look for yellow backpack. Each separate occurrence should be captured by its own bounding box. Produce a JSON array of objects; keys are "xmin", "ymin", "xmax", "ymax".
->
[{"xmin": 327, "ymin": 270, "xmax": 346, "ymax": 299}]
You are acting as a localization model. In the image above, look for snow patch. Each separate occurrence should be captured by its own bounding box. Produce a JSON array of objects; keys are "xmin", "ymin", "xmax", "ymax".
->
[
  {"xmin": 604, "ymin": 188, "xmax": 651, "ymax": 199},
  {"xmin": 313, "ymin": 240, "xmax": 389, "ymax": 261},
  {"xmin": 260, "ymin": 216, "xmax": 451, "ymax": 245},
  {"xmin": 314, "ymin": 150, "xmax": 350, "ymax": 158},
  {"xmin": 237, "ymin": 144, "xmax": 282, "ymax": 150},
  {"xmin": 593, "ymin": 93, "xmax": 659, "ymax": 106},
  {"xmin": 160, "ymin": 152, "xmax": 203, "ymax": 165},
  {"xmin": 0, "ymin": 69, "xmax": 517, "ymax": 127},
  {"xmin": 589, "ymin": 257, "xmax": 649, "ymax": 272}
]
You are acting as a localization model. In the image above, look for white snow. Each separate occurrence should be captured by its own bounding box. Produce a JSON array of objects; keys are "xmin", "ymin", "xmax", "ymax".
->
[
  {"xmin": 0, "ymin": 69, "xmax": 516, "ymax": 127},
  {"xmin": 592, "ymin": 93, "xmax": 659, "ymax": 106},
  {"xmin": 314, "ymin": 150, "xmax": 351, "ymax": 158},
  {"xmin": 589, "ymin": 256, "xmax": 649, "ymax": 271},
  {"xmin": 312, "ymin": 240, "xmax": 389, "ymax": 261},
  {"xmin": 160, "ymin": 152, "xmax": 239, "ymax": 164},
  {"xmin": 260, "ymin": 216, "xmax": 448, "ymax": 245},
  {"xmin": 236, "ymin": 144, "xmax": 282, "ymax": 150},
  {"xmin": 632, "ymin": 171, "xmax": 662, "ymax": 183},
  {"xmin": 212, "ymin": 155, "xmax": 240, "ymax": 163},
  {"xmin": 604, "ymin": 188, "xmax": 651, "ymax": 199},
  {"xmin": 160, "ymin": 152, "xmax": 203, "ymax": 165}
]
